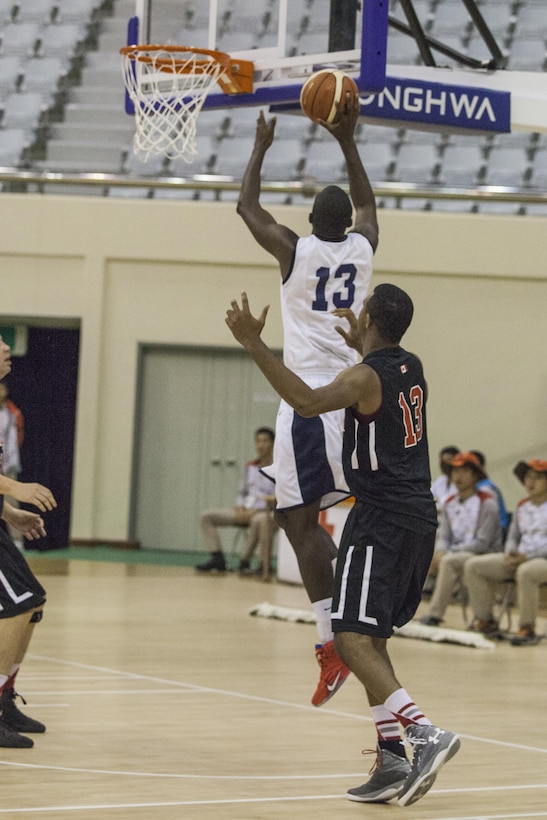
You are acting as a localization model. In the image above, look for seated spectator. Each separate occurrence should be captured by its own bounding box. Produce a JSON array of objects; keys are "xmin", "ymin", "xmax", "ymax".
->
[
  {"xmin": 470, "ymin": 450, "xmax": 510, "ymax": 536},
  {"xmin": 431, "ymin": 445, "xmax": 460, "ymax": 511},
  {"xmin": 465, "ymin": 458, "xmax": 547, "ymax": 645},
  {"xmin": 421, "ymin": 452, "xmax": 502, "ymax": 626},
  {"xmin": 196, "ymin": 427, "xmax": 276, "ymax": 578}
]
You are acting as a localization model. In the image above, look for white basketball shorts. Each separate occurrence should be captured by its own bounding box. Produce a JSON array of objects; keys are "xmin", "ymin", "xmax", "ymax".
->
[{"xmin": 261, "ymin": 374, "xmax": 350, "ymax": 511}]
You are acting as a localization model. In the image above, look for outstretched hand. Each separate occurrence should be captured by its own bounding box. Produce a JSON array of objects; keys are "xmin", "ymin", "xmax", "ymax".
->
[
  {"xmin": 332, "ymin": 307, "xmax": 363, "ymax": 354},
  {"xmin": 254, "ymin": 109, "xmax": 276, "ymax": 152},
  {"xmin": 226, "ymin": 292, "xmax": 270, "ymax": 348}
]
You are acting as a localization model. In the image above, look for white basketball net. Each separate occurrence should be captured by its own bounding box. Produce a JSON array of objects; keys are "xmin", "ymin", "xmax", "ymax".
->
[{"xmin": 121, "ymin": 47, "xmax": 224, "ymax": 162}]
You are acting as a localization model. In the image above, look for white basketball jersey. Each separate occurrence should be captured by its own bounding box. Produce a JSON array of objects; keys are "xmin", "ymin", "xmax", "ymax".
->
[{"xmin": 281, "ymin": 233, "xmax": 374, "ymax": 375}]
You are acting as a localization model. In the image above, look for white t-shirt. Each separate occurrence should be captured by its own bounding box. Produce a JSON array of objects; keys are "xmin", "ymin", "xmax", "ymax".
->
[{"xmin": 506, "ymin": 498, "xmax": 547, "ymax": 559}]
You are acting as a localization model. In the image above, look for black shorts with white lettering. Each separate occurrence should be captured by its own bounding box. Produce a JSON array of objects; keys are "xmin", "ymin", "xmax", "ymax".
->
[
  {"xmin": 0, "ymin": 528, "xmax": 46, "ymax": 619},
  {"xmin": 332, "ymin": 502, "xmax": 435, "ymax": 638}
]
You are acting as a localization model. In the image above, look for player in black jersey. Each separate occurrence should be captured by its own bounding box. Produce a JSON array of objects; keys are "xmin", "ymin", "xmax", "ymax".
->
[
  {"xmin": 226, "ymin": 284, "xmax": 460, "ymax": 807},
  {"xmin": 0, "ymin": 335, "xmax": 57, "ymax": 748}
]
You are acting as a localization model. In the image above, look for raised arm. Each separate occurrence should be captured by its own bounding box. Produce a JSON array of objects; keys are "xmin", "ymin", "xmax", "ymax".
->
[
  {"xmin": 319, "ymin": 98, "xmax": 379, "ymax": 252},
  {"xmin": 225, "ymin": 293, "xmax": 381, "ymax": 417},
  {"xmin": 237, "ymin": 111, "xmax": 299, "ymax": 277}
]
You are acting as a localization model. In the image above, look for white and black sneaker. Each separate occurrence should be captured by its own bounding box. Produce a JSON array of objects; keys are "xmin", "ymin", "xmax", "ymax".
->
[
  {"xmin": 347, "ymin": 748, "xmax": 411, "ymax": 803},
  {"xmin": 398, "ymin": 724, "xmax": 461, "ymax": 807}
]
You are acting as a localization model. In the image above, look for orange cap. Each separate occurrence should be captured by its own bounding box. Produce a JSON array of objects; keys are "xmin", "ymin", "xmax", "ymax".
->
[
  {"xmin": 514, "ymin": 458, "xmax": 547, "ymax": 483},
  {"xmin": 450, "ymin": 451, "xmax": 486, "ymax": 479}
]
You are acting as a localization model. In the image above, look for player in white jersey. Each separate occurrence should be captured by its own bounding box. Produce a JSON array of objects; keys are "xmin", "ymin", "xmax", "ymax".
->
[{"xmin": 237, "ymin": 99, "xmax": 378, "ymax": 706}]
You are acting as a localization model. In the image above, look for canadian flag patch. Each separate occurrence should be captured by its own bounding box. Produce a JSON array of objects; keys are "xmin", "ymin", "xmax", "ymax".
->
[{"xmin": 400, "ymin": 364, "xmax": 408, "ymax": 374}]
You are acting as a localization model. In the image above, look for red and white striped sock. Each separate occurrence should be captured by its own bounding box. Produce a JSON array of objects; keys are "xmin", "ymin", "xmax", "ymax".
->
[
  {"xmin": 371, "ymin": 704, "xmax": 406, "ymax": 756},
  {"xmin": 384, "ymin": 688, "xmax": 432, "ymax": 728},
  {"xmin": 371, "ymin": 704, "xmax": 402, "ymax": 741}
]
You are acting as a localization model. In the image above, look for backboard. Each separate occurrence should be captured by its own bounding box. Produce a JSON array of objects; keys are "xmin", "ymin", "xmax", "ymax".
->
[
  {"xmin": 127, "ymin": 0, "xmax": 388, "ymax": 111},
  {"xmin": 125, "ymin": 0, "xmax": 547, "ymax": 138}
]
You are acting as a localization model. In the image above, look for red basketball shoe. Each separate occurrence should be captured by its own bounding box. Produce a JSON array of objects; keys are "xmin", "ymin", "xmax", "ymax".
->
[{"xmin": 311, "ymin": 640, "xmax": 351, "ymax": 707}]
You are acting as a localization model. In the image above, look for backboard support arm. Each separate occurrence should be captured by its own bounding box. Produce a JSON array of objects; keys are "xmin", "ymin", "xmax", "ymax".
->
[{"xmin": 390, "ymin": 0, "xmax": 507, "ymax": 71}]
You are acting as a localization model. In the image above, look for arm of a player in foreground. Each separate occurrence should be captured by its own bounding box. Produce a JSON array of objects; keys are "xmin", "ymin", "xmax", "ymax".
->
[
  {"xmin": 0, "ymin": 476, "xmax": 57, "ymax": 512},
  {"xmin": 2, "ymin": 502, "xmax": 47, "ymax": 540},
  {"xmin": 236, "ymin": 111, "xmax": 299, "ymax": 275},
  {"xmin": 226, "ymin": 293, "xmax": 379, "ymax": 417},
  {"xmin": 320, "ymin": 97, "xmax": 379, "ymax": 252}
]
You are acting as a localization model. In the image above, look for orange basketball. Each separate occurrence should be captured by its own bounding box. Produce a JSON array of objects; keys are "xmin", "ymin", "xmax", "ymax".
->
[{"xmin": 300, "ymin": 69, "xmax": 359, "ymax": 124}]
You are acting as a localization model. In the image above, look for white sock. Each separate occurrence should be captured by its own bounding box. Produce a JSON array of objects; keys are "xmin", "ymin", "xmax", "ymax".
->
[
  {"xmin": 0, "ymin": 674, "xmax": 8, "ymax": 690},
  {"xmin": 312, "ymin": 597, "xmax": 333, "ymax": 644}
]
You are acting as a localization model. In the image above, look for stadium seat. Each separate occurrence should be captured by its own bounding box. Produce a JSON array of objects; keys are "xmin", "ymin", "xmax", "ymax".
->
[
  {"xmin": 217, "ymin": 29, "xmax": 263, "ymax": 52},
  {"xmin": 14, "ymin": 0, "xmax": 57, "ymax": 24},
  {"xmin": 0, "ymin": 22, "xmax": 41, "ymax": 57},
  {"xmin": 55, "ymin": 0, "xmax": 103, "ymax": 24},
  {"xmin": 391, "ymin": 142, "xmax": 440, "ymax": 183},
  {"xmin": 513, "ymin": 4, "xmax": 547, "ymax": 38},
  {"xmin": 0, "ymin": 127, "xmax": 29, "ymax": 165},
  {"xmin": 524, "ymin": 202, "xmax": 547, "ymax": 217},
  {"xmin": 437, "ymin": 144, "xmax": 487, "ymax": 186},
  {"xmin": 36, "ymin": 23, "xmax": 85, "ymax": 59},
  {"xmin": 529, "ymin": 155, "xmax": 547, "ymax": 188},
  {"xmin": 260, "ymin": 138, "xmax": 306, "ymax": 180},
  {"xmin": 387, "ymin": 31, "xmax": 422, "ymax": 64},
  {"xmin": 21, "ymin": 56, "xmax": 68, "ymax": 96},
  {"xmin": 166, "ymin": 135, "xmax": 218, "ymax": 176},
  {"xmin": 430, "ymin": 198, "xmax": 476, "ymax": 213},
  {"xmin": 482, "ymin": 146, "xmax": 531, "ymax": 187},
  {"xmin": 39, "ymin": 138, "xmax": 125, "ymax": 172},
  {"xmin": 0, "ymin": 0, "xmax": 16, "ymax": 25},
  {"xmin": 507, "ymin": 37, "xmax": 546, "ymax": 71},
  {"xmin": 211, "ymin": 135, "xmax": 257, "ymax": 177},
  {"xmin": 0, "ymin": 90, "xmax": 48, "ymax": 130},
  {"xmin": 475, "ymin": 201, "xmax": 523, "ymax": 215},
  {"xmin": 0, "ymin": 55, "xmax": 23, "ymax": 93},
  {"xmin": 124, "ymin": 150, "xmax": 168, "ymax": 177},
  {"xmin": 429, "ymin": 0, "xmax": 474, "ymax": 36},
  {"xmin": 302, "ymin": 138, "xmax": 347, "ymax": 182},
  {"xmin": 358, "ymin": 141, "xmax": 397, "ymax": 183}
]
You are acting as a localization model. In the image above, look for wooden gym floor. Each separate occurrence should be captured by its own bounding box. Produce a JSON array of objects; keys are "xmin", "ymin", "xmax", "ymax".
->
[{"xmin": 3, "ymin": 558, "xmax": 546, "ymax": 819}]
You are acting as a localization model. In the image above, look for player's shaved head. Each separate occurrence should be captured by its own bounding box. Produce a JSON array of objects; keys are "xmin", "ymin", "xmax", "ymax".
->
[{"xmin": 310, "ymin": 186, "xmax": 353, "ymax": 238}]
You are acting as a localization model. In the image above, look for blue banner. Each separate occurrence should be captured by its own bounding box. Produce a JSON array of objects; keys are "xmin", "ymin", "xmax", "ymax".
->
[{"xmin": 360, "ymin": 75, "xmax": 511, "ymax": 133}]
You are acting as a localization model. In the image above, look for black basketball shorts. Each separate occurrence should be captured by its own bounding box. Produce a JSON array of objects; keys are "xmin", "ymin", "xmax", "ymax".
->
[
  {"xmin": 0, "ymin": 528, "xmax": 46, "ymax": 619},
  {"xmin": 332, "ymin": 502, "xmax": 435, "ymax": 638}
]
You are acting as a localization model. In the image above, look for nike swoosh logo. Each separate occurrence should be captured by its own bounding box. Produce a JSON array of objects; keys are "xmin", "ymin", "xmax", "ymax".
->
[{"xmin": 326, "ymin": 672, "xmax": 342, "ymax": 693}]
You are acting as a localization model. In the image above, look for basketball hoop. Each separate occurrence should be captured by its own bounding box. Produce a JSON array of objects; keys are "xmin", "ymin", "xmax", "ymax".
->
[{"xmin": 120, "ymin": 45, "xmax": 252, "ymax": 162}]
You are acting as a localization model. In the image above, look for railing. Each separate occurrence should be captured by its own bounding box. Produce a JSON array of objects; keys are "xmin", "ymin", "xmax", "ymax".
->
[{"xmin": 1, "ymin": 168, "xmax": 547, "ymax": 208}]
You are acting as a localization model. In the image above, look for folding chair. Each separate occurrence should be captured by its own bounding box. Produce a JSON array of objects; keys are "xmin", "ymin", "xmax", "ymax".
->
[{"xmin": 494, "ymin": 579, "xmax": 547, "ymax": 641}]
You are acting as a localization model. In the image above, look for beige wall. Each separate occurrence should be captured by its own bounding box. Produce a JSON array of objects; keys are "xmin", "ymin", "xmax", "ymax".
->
[{"xmin": 0, "ymin": 193, "xmax": 546, "ymax": 540}]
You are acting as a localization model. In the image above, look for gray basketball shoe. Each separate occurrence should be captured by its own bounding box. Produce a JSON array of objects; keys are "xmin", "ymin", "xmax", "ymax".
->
[
  {"xmin": 347, "ymin": 748, "xmax": 411, "ymax": 803},
  {"xmin": 398, "ymin": 724, "xmax": 461, "ymax": 807}
]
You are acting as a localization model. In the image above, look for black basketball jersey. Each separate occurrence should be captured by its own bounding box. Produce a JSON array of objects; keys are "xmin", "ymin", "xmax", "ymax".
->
[{"xmin": 342, "ymin": 346, "xmax": 437, "ymax": 533}]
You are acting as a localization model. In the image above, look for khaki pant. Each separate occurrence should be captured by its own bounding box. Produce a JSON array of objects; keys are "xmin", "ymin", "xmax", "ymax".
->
[
  {"xmin": 428, "ymin": 550, "xmax": 474, "ymax": 620},
  {"xmin": 464, "ymin": 553, "xmax": 547, "ymax": 628},
  {"xmin": 200, "ymin": 508, "xmax": 276, "ymax": 567}
]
